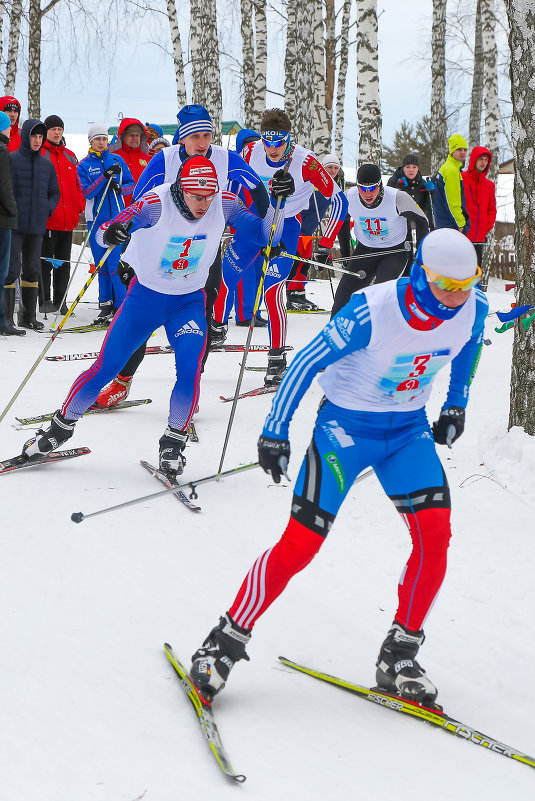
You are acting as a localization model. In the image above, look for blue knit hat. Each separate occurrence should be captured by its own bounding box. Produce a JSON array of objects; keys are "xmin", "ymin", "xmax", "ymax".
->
[
  {"xmin": 236, "ymin": 128, "xmax": 260, "ymax": 152},
  {"xmin": 176, "ymin": 104, "xmax": 213, "ymax": 140},
  {"xmin": 145, "ymin": 122, "xmax": 163, "ymax": 137},
  {"xmin": 0, "ymin": 110, "xmax": 11, "ymax": 133}
]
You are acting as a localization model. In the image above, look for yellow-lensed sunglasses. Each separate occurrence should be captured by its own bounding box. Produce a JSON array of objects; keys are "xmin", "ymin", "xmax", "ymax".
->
[{"xmin": 422, "ymin": 263, "xmax": 482, "ymax": 292}]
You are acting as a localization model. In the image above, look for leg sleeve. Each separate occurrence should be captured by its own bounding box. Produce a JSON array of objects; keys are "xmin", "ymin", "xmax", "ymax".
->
[{"xmin": 374, "ymin": 251, "xmax": 409, "ymax": 284}]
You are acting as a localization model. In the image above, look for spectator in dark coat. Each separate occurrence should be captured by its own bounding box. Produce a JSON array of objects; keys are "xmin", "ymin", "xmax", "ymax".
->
[
  {"xmin": 0, "ymin": 110, "xmax": 25, "ymax": 335},
  {"xmin": 387, "ymin": 154, "xmax": 435, "ymax": 228},
  {"xmin": 6, "ymin": 119, "xmax": 60, "ymax": 330},
  {"xmin": 40, "ymin": 114, "xmax": 85, "ymax": 313}
]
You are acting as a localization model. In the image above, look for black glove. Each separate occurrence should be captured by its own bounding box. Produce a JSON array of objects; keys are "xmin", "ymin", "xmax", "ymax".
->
[
  {"xmin": 104, "ymin": 165, "xmax": 121, "ymax": 178},
  {"xmin": 103, "ymin": 222, "xmax": 131, "ymax": 247},
  {"xmin": 257, "ymin": 435, "xmax": 291, "ymax": 484},
  {"xmin": 271, "ymin": 170, "xmax": 295, "ymax": 199},
  {"xmin": 118, "ymin": 260, "xmax": 135, "ymax": 286},
  {"xmin": 314, "ymin": 246, "xmax": 332, "ymax": 270},
  {"xmin": 432, "ymin": 406, "xmax": 465, "ymax": 447},
  {"xmin": 261, "ymin": 241, "xmax": 285, "ymax": 260},
  {"xmin": 109, "ymin": 180, "xmax": 122, "ymax": 194}
]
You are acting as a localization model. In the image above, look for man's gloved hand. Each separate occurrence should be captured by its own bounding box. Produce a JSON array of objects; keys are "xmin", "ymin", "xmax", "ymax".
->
[
  {"xmin": 261, "ymin": 241, "xmax": 285, "ymax": 260},
  {"xmin": 314, "ymin": 246, "xmax": 333, "ymax": 270},
  {"xmin": 117, "ymin": 261, "xmax": 135, "ymax": 286},
  {"xmin": 103, "ymin": 222, "xmax": 131, "ymax": 247},
  {"xmin": 257, "ymin": 435, "xmax": 291, "ymax": 484},
  {"xmin": 432, "ymin": 406, "xmax": 465, "ymax": 447},
  {"xmin": 424, "ymin": 178, "xmax": 435, "ymax": 191},
  {"xmin": 271, "ymin": 170, "xmax": 295, "ymax": 199},
  {"xmin": 109, "ymin": 180, "xmax": 122, "ymax": 194},
  {"xmin": 104, "ymin": 165, "xmax": 121, "ymax": 179}
]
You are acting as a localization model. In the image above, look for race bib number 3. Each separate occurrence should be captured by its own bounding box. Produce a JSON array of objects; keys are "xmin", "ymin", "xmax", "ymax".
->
[
  {"xmin": 378, "ymin": 350, "xmax": 450, "ymax": 403},
  {"xmin": 159, "ymin": 235, "xmax": 206, "ymax": 279}
]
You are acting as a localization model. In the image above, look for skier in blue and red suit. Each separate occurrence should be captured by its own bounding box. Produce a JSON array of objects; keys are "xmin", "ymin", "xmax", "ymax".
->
[
  {"xmin": 211, "ymin": 108, "xmax": 349, "ymax": 386},
  {"xmin": 21, "ymin": 156, "xmax": 294, "ymax": 475},
  {"xmin": 189, "ymin": 228, "xmax": 488, "ymax": 707}
]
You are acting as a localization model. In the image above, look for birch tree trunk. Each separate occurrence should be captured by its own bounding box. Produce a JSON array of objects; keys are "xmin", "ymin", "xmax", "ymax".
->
[
  {"xmin": 505, "ymin": 0, "xmax": 535, "ymax": 435},
  {"xmin": 190, "ymin": 0, "xmax": 222, "ymax": 143},
  {"xmin": 4, "ymin": 0, "xmax": 23, "ymax": 95},
  {"xmin": 469, "ymin": 0, "xmax": 484, "ymax": 150},
  {"xmin": 481, "ymin": 0, "xmax": 500, "ymax": 287},
  {"xmin": 356, "ymin": 0, "xmax": 382, "ymax": 164},
  {"xmin": 0, "ymin": 1, "xmax": 4, "ymax": 81},
  {"xmin": 430, "ymin": 0, "xmax": 447, "ymax": 175},
  {"xmin": 28, "ymin": 0, "xmax": 42, "ymax": 118},
  {"xmin": 166, "ymin": 0, "xmax": 187, "ymax": 108},
  {"xmin": 240, "ymin": 0, "xmax": 255, "ymax": 128},
  {"xmin": 324, "ymin": 0, "xmax": 336, "ymax": 141},
  {"xmin": 252, "ymin": 0, "xmax": 267, "ymax": 131},
  {"xmin": 334, "ymin": 0, "xmax": 351, "ymax": 160},
  {"xmin": 312, "ymin": 0, "xmax": 330, "ymax": 155},
  {"xmin": 284, "ymin": 0, "xmax": 297, "ymax": 123},
  {"xmin": 292, "ymin": 0, "xmax": 314, "ymax": 147}
]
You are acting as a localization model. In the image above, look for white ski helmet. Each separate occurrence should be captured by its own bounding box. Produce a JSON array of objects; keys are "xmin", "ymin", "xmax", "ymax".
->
[{"xmin": 420, "ymin": 229, "xmax": 478, "ymax": 280}]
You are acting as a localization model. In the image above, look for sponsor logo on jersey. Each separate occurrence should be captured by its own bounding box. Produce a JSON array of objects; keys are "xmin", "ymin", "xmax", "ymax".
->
[
  {"xmin": 174, "ymin": 319, "xmax": 204, "ymax": 337},
  {"xmin": 324, "ymin": 452, "xmax": 345, "ymax": 493},
  {"xmin": 266, "ymin": 261, "xmax": 281, "ymax": 279},
  {"xmin": 324, "ymin": 420, "xmax": 354, "ymax": 448},
  {"xmin": 334, "ymin": 316, "xmax": 355, "ymax": 342}
]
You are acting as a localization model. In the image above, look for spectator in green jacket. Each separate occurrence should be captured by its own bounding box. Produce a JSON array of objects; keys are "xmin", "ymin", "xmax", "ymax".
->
[{"xmin": 432, "ymin": 134, "xmax": 470, "ymax": 234}]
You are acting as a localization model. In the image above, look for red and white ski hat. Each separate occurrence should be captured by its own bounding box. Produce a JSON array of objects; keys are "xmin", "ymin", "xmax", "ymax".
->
[{"xmin": 179, "ymin": 155, "xmax": 219, "ymax": 195}]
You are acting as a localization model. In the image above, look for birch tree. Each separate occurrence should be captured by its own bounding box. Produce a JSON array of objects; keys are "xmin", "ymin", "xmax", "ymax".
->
[
  {"xmin": 468, "ymin": 0, "xmax": 484, "ymax": 150},
  {"xmin": 480, "ymin": 0, "xmax": 500, "ymax": 287},
  {"xmin": 356, "ymin": 0, "xmax": 382, "ymax": 164},
  {"xmin": 284, "ymin": 0, "xmax": 297, "ymax": 123},
  {"xmin": 292, "ymin": 0, "xmax": 314, "ymax": 147},
  {"xmin": 312, "ymin": 0, "xmax": 330, "ymax": 155},
  {"xmin": 27, "ymin": 0, "xmax": 63, "ymax": 118},
  {"xmin": 0, "ymin": 1, "xmax": 4, "ymax": 79},
  {"xmin": 4, "ymin": 0, "xmax": 23, "ymax": 95},
  {"xmin": 190, "ymin": 0, "xmax": 222, "ymax": 143},
  {"xmin": 241, "ymin": 0, "xmax": 255, "ymax": 128},
  {"xmin": 166, "ymin": 0, "xmax": 187, "ymax": 108},
  {"xmin": 252, "ymin": 0, "xmax": 267, "ymax": 130},
  {"xmin": 334, "ymin": 0, "xmax": 351, "ymax": 160},
  {"xmin": 324, "ymin": 0, "xmax": 336, "ymax": 140},
  {"xmin": 430, "ymin": 0, "xmax": 447, "ymax": 175},
  {"xmin": 505, "ymin": 0, "xmax": 535, "ymax": 435}
]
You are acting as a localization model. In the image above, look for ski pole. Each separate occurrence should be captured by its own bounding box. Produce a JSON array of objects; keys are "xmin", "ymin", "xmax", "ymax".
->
[
  {"xmin": 333, "ymin": 243, "xmax": 411, "ymax": 262},
  {"xmin": 50, "ymin": 176, "xmax": 114, "ymax": 329},
  {"xmin": 312, "ymin": 190, "xmax": 336, "ymax": 302},
  {"xmin": 71, "ymin": 462, "xmax": 260, "ymax": 523},
  {"xmin": 0, "ymin": 246, "xmax": 115, "ymax": 425},
  {"xmin": 217, "ymin": 159, "xmax": 292, "ymax": 476},
  {"xmin": 281, "ymin": 251, "xmax": 367, "ymax": 280}
]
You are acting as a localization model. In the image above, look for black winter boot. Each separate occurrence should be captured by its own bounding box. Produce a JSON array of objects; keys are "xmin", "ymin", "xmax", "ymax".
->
[
  {"xmin": 18, "ymin": 282, "xmax": 44, "ymax": 330},
  {"xmin": 190, "ymin": 613, "xmax": 251, "ymax": 701},
  {"xmin": 1, "ymin": 286, "xmax": 26, "ymax": 336},
  {"xmin": 22, "ymin": 410, "xmax": 76, "ymax": 458},
  {"xmin": 376, "ymin": 621, "xmax": 438, "ymax": 704}
]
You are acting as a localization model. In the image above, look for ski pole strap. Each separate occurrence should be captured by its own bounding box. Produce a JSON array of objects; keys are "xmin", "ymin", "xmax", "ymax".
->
[{"xmin": 71, "ymin": 462, "xmax": 260, "ymax": 522}]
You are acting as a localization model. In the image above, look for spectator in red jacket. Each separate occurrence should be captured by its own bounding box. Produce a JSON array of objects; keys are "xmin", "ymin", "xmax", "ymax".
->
[
  {"xmin": 462, "ymin": 146, "xmax": 497, "ymax": 264},
  {"xmin": 0, "ymin": 96, "xmax": 22, "ymax": 152},
  {"xmin": 109, "ymin": 118, "xmax": 151, "ymax": 204},
  {"xmin": 40, "ymin": 115, "xmax": 85, "ymax": 312}
]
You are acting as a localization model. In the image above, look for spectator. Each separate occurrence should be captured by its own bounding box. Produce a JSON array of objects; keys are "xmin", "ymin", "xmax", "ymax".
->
[
  {"xmin": 6, "ymin": 119, "xmax": 60, "ymax": 330},
  {"xmin": 145, "ymin": 122, "xmax": 164, "ymax": 144},
  {"xmin": 149, "ymin": 137, "xmax": 170, "ymax": 154},
  {"xmin": 0, "ymin": 109, "xmax": 25, "ymax": 336},
  {"xmin": 0, "ymin": 96, "xmax": 22, "ymax": 152},
  {"xmin": 77, "ymin": 123, "xmax": 135, "ymax": 322},
  {"xmin": 462, "ymin": 146, "xmax": 496, "ymax": 265},
  {"xmin": 433, "ymin": 134, "xmax": 470, "ymax": 233},
  {"xmin": 387, "ymin": 154, "xmax": 435, "ymax": 229},
  {"xmin": 109, "ymin": 118, "xmax": 151, "ymax": 204},
  {"xmin": 40, "ymin": 114, "xmax": 85, "ymax": 313}
]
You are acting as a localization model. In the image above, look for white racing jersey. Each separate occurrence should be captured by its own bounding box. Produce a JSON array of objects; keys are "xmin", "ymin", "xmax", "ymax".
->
[
  {"xmin": 347, "ymin": 185, "xmax": 408, "ymax": 247},
  {"xmin": 247, "ymin": 141, "xmax": 314, "ymax": 218}
]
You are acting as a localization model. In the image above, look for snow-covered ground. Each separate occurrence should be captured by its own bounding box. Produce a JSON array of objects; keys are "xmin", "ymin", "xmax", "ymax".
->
[{"xmin": 1, "ymin": 262, "xmax": 534, "ymax": 799}]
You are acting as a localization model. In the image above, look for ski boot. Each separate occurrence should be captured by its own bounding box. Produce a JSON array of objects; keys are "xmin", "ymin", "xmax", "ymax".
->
[
  {"xmin": 264, "ymin": 348, "xmax": 287, "ymax": 386},
  {"xmin": 158, "ymin": 426, "xmax": 188, "ymax": 478},
  {"xmin": 376, "ymin": 621, "xmax": 438, "ymax": 704},
  {"xmin": 93, "ymin": 301, "xmax": 115, "ymax": 325},
  {"xmin": 235, "ymin": 314, "xmax": 268, "ymax": 328},
  {"xmin": 94, "ymin": 374, "xmax": 133, "ymax": 408},
  {"xmin": 22, "ymin": 410, "xmax": 76, "ymax": 458},
  {"xmin": 210, "ymin": 320, "xmax": 228, "ymax": 347},
  {"xmin": 286, "ymin": 290, "xmax": 319, "ymax": 311},
  {"xmin": 190, "ymin": 613, "xmax": 251, "ymax": 701}
]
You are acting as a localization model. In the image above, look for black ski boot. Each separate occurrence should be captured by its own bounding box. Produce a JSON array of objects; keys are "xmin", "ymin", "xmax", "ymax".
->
[
  {"xmin": 286, "ymin": 290, "xmax": 319, "ymax": 311},
  {"xmin": 376, "ymin": 621, "xmax": 438, "ymax": 704},
  {"xmin": 264, "ymin": 348, "xmax": 287, "ymax": 386},
  {"xmin": 210, "ymin": 320, "xmax": 228, "ymax": 346},
  {"xmin": 190, "ymin": 613, "xmax": 251, "ymax": 701},
  {"xmin": 22, "ymin": 410, "xmax": 76, "ymax": 458},
  {"xmin": 93, "ymin": 301, "xmax": 115, "ymax": 324},
  {"xmin": 158, "ymin": 426, "xmax": 188, "ymax": 478},
  {"xmin": 17, "ymin": 281, "xmax": 44, "ymax": 330},
  {"xmin": 1, "ymin": 286, "xmax": 26, "ymax": 336}
]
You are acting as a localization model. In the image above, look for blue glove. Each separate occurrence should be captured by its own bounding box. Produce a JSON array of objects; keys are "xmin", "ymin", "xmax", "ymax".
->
[
  {"xmin": 400, "ymin": 177, "xmax": 408, "ymax": 187},
  {"xmin": 424, "ymin": 179, "xmax": 435, "ymax": 191}
]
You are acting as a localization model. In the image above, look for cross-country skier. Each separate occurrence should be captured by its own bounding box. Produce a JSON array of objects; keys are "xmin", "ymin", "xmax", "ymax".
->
[
  {"xmin": 189, "ymin": 228, "xmax": 487, "ymax": 706},
  {"xmin": 21, "ymin": 156, "xmax": 293, "ymax": 475},
  {"xmin": 331, "ymin": 162, "xmax": 429, "ymax": 317},
  {"xmin": 211, "ymin": 108, "xmax": 349, "ymax": 385},
  {"xmin": 94, "ymin": 104, "xmax": 269, "ymax": 409}
]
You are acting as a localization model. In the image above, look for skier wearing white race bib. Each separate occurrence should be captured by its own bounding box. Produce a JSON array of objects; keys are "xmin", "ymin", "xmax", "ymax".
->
[
  {"xmin": 21, "ymin": 156, "xmax": 292, "ymax": 476},
  {"xmin": 331, "ymin": 162, "xmax": 429, "ymax": 317},
  {"xmin": 190, "ymin": 228, "xmax": 487, "ymax": 707}
]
